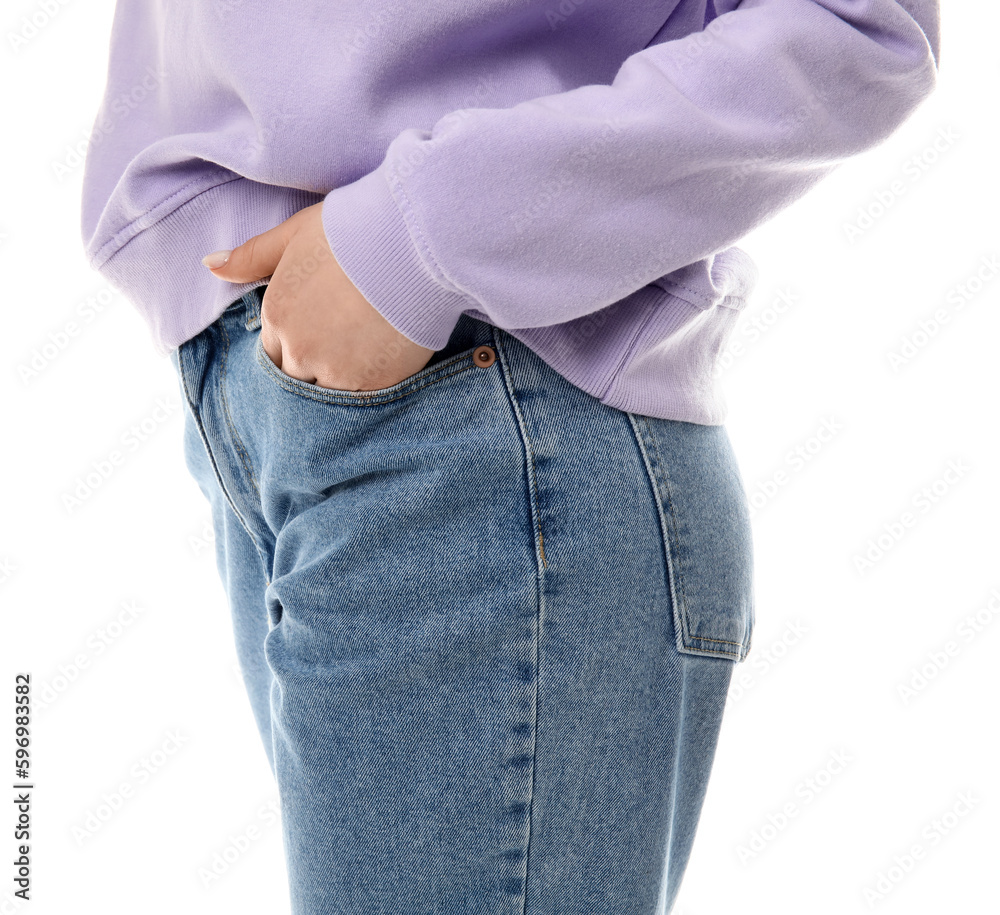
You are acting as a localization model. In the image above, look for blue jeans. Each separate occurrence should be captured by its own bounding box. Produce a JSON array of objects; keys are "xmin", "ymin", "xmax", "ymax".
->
[{"xmin": 172, "ymin": 285, "xmax": 755, "ymax": 914}]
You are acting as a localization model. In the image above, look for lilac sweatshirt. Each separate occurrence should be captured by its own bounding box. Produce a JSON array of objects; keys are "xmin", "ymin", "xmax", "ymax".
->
[{"xmin": 80, "ymin": 0, "xmax": 940, "ymax": 424}]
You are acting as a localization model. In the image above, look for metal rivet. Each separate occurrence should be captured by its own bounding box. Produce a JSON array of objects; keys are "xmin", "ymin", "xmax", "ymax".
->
[{"xmin": 473, "ymin": 345, "xmax": 496, "ymax": 367}]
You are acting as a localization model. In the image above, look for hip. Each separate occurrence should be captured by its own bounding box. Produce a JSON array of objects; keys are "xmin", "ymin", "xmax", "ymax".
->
[{"xmin": 172, "ymin": 285, "xmax": 755, "ymax": 663}]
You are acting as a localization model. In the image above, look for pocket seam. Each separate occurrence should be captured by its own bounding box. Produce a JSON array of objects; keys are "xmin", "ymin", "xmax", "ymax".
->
[
  {"xmin": 627, "ymin": 412, "xmax": 751, "ymax": 662},
  {"xmin": 645, "ymin": 419, "xmax": 746, "ymax": 656},
  {"xmin": 254, "ymin": 335, "xmax": 479, "ymax": 406}
]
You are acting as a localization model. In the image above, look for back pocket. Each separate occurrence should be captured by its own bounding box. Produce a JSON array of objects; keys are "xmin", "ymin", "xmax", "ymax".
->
[{"xmin": 627, "ymin": 413, "xmax": 755, "ymax": 662}]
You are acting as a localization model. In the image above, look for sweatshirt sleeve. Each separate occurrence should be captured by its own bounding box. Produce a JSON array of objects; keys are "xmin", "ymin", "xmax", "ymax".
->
[{"xmin": 321, "ymin": 0, "xmax": 941, "ymax": 351}]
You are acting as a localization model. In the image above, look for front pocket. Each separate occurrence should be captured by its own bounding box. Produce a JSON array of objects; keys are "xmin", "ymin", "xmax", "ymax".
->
[
  {"xmin": 627, "ymin": 412, "xmax": 755, "ymax": 662},
  {"xmin": 254, "ymin": 333, "xmax": 484, "ymax": 406}
]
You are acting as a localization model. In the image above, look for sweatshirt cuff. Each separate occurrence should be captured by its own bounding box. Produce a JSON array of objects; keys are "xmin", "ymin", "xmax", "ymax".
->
[{"xmin": 321, "ymin": 165, "xmax": 474, "ymax": 351}]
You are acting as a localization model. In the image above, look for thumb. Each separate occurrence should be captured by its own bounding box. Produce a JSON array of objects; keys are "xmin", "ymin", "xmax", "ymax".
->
[{"xmin": 201, "ymin": 221, "xmax": 292, "ymax": 283}]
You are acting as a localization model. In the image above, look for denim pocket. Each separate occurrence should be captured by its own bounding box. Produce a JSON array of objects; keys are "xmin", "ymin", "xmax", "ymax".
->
[
  {"xmin": 627, "ymin": 412, "xmax": 755, "ymax": 662},
  {"xmin": 253, "ymin": 333, "xmax": 487, "ymax": 407}
]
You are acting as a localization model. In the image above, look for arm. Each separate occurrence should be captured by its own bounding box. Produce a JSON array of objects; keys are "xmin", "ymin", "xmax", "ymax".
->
[{"xmin": 320, "ymin": 0, "xmax": 941, "ymax": 350}]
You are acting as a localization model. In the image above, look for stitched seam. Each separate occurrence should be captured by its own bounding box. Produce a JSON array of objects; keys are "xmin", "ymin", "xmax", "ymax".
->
[
  {"xmin": 243, "ymin": 285, "xmax": 264, "ymax": 329},
  {"xmin": 650, "ymin": 279, "xmax": 711, "ymax": 311},
  {"xmin": 644, "ymin": 417, "xmax": 743, "ymax": 654},
  {"xmin": 644, "ymin": 417, "xmax": 692, "ymax": 643},
  {"xmin": 219, "ymin": 320, "xmax": 262, "ymax": 501},
  {"xmin": 522, "ymin": 509, "xmax": 542, "ymax": 915},
  {"xmin": 597, "ymin": 298, "xmax": 663, "ymax": 402},
  {"xmin": 491, "ymin": 330, "xmax": 548, "ymax": 574},
  {"xmin": 628, "ymin": 413, "xmax": 690, "ymax": 656},
  {"xmin": 528, "ymin": 450, "xmax": 547, "ymax": 568},
  {"xmin": 656, "ymin": 278, "xmax": 707, "ymax": 300},
  {"xmin": 256, "ymin": 336, "xmax": 478, "ymax": 405},
  {"xmin": 653, "ymin": 278, "xmax": 749, "ymax": 313},
  {"xmin": 490, "ymin": 329, "xmax": 545, "ymax": 915},
  {"xmin": 177, "ymin": 339, "xmax": 271, "ymax": 586},
  {"xmin": 505, "ymin": 345, "xmax": 546, "ymax": 569},
  {"xmin": 387, "ymin": 171, "xmax": 479, "ymax": 304},
  {"xmin": 89, "ymin": 175, "xmax": 244, "ymax": 269}
]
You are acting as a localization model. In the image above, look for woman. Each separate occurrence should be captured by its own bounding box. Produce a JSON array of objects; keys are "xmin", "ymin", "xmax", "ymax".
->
[{"xmin": 81, "ymin": 0, "xmax": 940, "ymax": 911}]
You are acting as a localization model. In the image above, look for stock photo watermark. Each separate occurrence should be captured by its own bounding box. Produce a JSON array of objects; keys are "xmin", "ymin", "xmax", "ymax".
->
[
  {"xmin": 510, "ymin": 117, "xmax": 627, "ymax": 235},
  {"xmin": 51, "ymin": 66, "xmax": 166, "ymax": 183},
  {"xmin": 885, "ymin": 254, "xmax": 999, "ymax": 372},
  {"xmin": 34, "ymin": 601, "xmax": 147, "ymax": 716},
  {"xmin": 852, "ymin": 459, "xmax": 970, "ymax": 574},
  {"xmin": 725, "ymin": 620, "xmax": 809, "ymax": 708},
  {"xmin": 723, "ymin": 84, "xmax": 833, "ymax": 194},
  {"xmin": 895, "ymin": 586, "xmax": 1000, "ymax": 706},
  {"xmin": 746, "ymin": 416, "xmax": 844, "ymax": 519},
  {"xmin": 0, "ymin": 557, "xmax": 17, "ymax": 587},
  {"xmin": 543, "ymin": 0, "xmax": 589, "ymax": 30},
  {"xmin": 861, "ymin": 790, "xmax": 980, "ymax": 907},
  {"xmin": 736, "ymin": 748, "xmax": 853, "ymax": 864},
  {"xmin": 61, "ymin": 395, "xmax": 179, "ymax": 513},
  {"xmin": 12, "ymin": 674, "xmax": 33, "ymax": 903},
  {"xmin": 17, "ymin": 288, "xmax": 116, "ymax": 384},
  {"xmin": 715, "ymin": 288, "xmax": 800, "ymax": 376},
  {"xmin": 385, "ymin": 75, "xmax": 497, "ymax": 182},
  {"xmin": 187, "ymin": 515, "xmax": 216, "ymax": 557},
  {"xmin": 843, "ymin": 126, "xmax": 959, "ymax": 244},
  {"xmin": 72, "ymin": 729, "xmax": 190, "ymax": 846},
  {"xmin": 197, "ymin": 796, "xmax": 282, "ymax": 888},
  {"xmin": 8, "ymin": 0, "xmax": 76, "ymax": 53}
]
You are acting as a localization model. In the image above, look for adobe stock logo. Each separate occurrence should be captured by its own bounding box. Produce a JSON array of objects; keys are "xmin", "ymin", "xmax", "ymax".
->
[
  {"xmin": 735, "ymin": 749, "xmax": 853, "ymax": 864},
  {"xmin": 843, "ymin": 126, "xmax": 959, "ymax": 244},
  {"xmin": 746, "ymin": 416, "xmax": 843, "ymax": 519},
  {"xmin": 852, "ymin": 459, "xmax": 970, "ymax": 574},
  {"xmin": 861, "ymin": 791, "xmax": 979, "ymax": 907},
  {"xmin": 885, "ymin": 255, "xmax": 999, "ymax": 372}
]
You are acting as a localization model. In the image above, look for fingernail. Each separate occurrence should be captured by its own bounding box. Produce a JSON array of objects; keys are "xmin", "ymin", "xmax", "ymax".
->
[{"xmin": 201, "ymin": 249, "xmax": 232, "ymax": 269}]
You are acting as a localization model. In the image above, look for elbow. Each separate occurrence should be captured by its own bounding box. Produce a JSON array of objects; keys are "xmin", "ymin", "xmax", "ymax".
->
[
  {"xmin": 858, "ymin": 0, "xmax": 942, "ymax": 144},
  {"xmin": 889, "ymin": 0, "xmax": 942, "ymax": 99},
  {"xmin": 896, "ymin": 0, "xmax": 941, "ymax": 73}
]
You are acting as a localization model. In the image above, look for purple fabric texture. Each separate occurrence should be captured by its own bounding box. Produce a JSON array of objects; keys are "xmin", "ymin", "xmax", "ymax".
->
[{"xmin": 81, "ymin": 0, "xmax": 940, "ymax": 423}]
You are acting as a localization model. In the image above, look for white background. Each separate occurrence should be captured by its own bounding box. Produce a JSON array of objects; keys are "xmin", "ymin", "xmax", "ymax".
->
[{"xmin": 1, "ymin": 2, "xmax": 995, "ymax": 913}]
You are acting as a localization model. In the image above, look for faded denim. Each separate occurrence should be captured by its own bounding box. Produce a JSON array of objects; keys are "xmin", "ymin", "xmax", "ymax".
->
[{"xmin": 172, "ymin": 285, "xmax": 755, "ymax": 914}]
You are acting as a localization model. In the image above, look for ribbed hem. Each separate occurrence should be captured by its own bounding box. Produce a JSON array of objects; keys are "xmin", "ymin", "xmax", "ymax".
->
[
  {"xmin": 599, "ymin": 287, "xmax": 745, "ymax": 424},
  {"xmin": 88, "ymin": 168, "xmax": 753, "ymax": 426},
  {"xmin": 91, "ymin": 178, "xmax": 325, "ymax": 355},
  {"xmin": 321, "ymin": 166, "xmax": 474, "ymax": 351},
  {"xmin": 499, "ymin": 285, "xmax": 667, "ymax": 400},
  {"xmin": 498, "ymin": 283, "xmax": 742, "ymax": 425}
]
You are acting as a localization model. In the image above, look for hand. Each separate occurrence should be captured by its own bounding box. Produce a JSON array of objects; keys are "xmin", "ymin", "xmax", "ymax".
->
[{"xmin": 201, "ymin": 202, "xmax": 436, "ymax": 391}]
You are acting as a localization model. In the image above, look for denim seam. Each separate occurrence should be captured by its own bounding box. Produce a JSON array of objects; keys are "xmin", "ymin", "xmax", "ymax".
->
[
  {"xmin": 491, "ymin": 328, "xmax": 546, "ymax": 914},
  {"xmin": 527, "ymin": 437, "xmax": 547, "ymax": 570},
  {"xmin": 492, "ymin": 334, "xmax": 548, "ymax": 573},
  {"xmin": 628, "ymin": 414, "xmax": 744, "ymax": 658},
  {"xmin": 647, "ymin": 423, "xmax": 745, "ymax": 652},
  {"xmin": 176, "ymin": 337, "xmax": 272, "ymax": 587},
  {"xmin": 644, "ymin": 419, "xmax": 697, "ymax": 652},
  {"xmin": 218, "ymin": 319, "xmax": 263, "ymax": 503},
  {"xmin": 255, "ymin": 334, "xmax": 479, "ymax": 406},
  {"xmin": 627, "ymin": 413, "xmax": 691, "ymax": 656}
]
